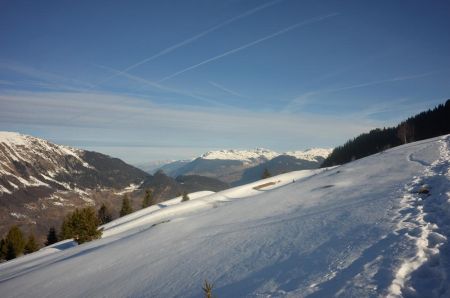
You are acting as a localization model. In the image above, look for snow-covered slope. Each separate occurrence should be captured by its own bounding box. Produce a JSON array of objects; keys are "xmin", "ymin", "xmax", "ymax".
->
[
  {"xmin": 0, "ymin": 131, "xmax": 148, "ymax": 196},
  {"xmin": 0, "ymin": 131, "xmax": 93, "ymax": 195},
  {"xmin": 1, "ymin": 136, "xmax": 449, "ymax": 297}
]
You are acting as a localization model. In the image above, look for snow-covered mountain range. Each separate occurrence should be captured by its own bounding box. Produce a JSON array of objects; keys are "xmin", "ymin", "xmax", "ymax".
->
[
  {"xmin": 200, "ymin": 147, "xmax": 331, "ymax": 163},
  {"xmin": 1, "ymin": 135, "xmax": 448, "ymax": 297},
  {"xmin": 152, "ymin": 148, "xmax": 332, "ymax": 185},
  {"xmin": 0, "ymin": 132, "xmax": 228, "ymax": 241}
]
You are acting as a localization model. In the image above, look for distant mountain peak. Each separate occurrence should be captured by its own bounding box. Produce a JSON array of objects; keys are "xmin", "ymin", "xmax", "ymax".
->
[
  {"xmin": 200, "ymin": 148, "xmax": 279, "ymax": 162},
  {"xmin": 282, "ymin": 148, "xmax": 333, "ymax": 162},
  {"xmin": 199, "ymin": 147, "xmax": 332, "ymax": 163}
]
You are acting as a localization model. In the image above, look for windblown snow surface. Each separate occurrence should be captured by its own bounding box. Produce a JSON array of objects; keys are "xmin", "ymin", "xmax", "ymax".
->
[{"xmin": 1, "ymin": 136, "xmax": 449, "ymax": 298}]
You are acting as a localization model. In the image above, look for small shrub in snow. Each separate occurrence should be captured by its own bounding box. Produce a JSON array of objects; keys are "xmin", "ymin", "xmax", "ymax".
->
[
  {"xmin": 202, "ymin": 280, "xmax": 215, "ymax": 298},
  {"xmin": 181, "ymin": 192, "xmax": 190, "ymax": 202}
]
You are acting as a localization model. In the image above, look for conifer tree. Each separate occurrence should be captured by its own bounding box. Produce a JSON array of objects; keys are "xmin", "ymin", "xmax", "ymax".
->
[
  {"xmin": 4, "ymin": 225, "xmax": 26, "ymax": 260},
  {"xmin": 46, "ymin": 227, "xmax": 58, "ymax": 246},
  {"xmin": 142, "ymin": 189, "xmax": 153, "ymax": 208},
  {"xmin": 181, "ymin": 191, "xmax": 190, "ymax": 202},
  {"xmin": 24, "ymin": 234, "xmax": 39, "ymax": 254},
  {"xmin": 60, "ymin": 218, "xmax": 73, "ymax": 241},
  {"xmin": 60, "ymin": 207, "xmax": 102, "ymax": 244},
  {"xmin": 262, "ymin": 168, "xmax": 271, "ymax": 179},
  {"xmin": 120, "ymin": 195, "xmax": 133, "ymax": 216},
  {"xmin": 0, "ymin": 238, "xmax": 7, "ymax": 260},
  {"xmin": 98, "ymin": 203, "xmax": 112, "ymax": 224}
]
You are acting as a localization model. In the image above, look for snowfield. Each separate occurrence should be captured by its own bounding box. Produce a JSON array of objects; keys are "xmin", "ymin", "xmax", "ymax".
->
[{"xmin": 1, "ymin": 136, "xmax": 449, "ymax": 297}]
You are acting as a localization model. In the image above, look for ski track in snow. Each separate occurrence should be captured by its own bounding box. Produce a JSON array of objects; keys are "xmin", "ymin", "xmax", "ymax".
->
[{"xmin": 0, "ymin": 136, "xmax": 449, "ymax": 298}]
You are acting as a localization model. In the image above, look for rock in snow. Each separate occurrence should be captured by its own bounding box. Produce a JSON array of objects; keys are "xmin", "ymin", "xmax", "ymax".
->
[{"xmin": 0, "ymin": 135, "xmax": 449, "ymax": 297}]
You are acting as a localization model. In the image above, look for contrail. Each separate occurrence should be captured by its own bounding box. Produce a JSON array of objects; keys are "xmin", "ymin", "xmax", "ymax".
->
[
  {"xmin": 284, "ymin": 71, "xmax": 436, "ymax": 112},
  {"xmin": 209, "ymin": 81, "xmax": 246, "ymax": 98},
  {"xmin": 96, "ymin": 0, "xmax": 283, "ymax": 86},
  {"xmin": 158, "ymin": 13, "xmax": 340, "ymax": 82},
  {"xmin": 98, "ymin": 65, "xmax": 231, "ymax": 107},
  {"xmin": 324, "ymin": 72, "xmax": 435, "ymax": 93}
]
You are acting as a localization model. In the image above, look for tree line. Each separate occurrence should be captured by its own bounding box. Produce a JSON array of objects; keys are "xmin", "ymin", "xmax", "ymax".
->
[
  {"xmin": 1, "ymin": 188, "xmax": 194, "ymax": 262},
  {"xmin": 322, "ymin": 99, "xmax": 450, "ymax": 167}
]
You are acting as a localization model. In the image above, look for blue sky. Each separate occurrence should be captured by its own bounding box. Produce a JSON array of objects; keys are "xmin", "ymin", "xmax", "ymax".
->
[{"xmin": 1, "ymin": 0, "xmax": 449, "ymax": 163}]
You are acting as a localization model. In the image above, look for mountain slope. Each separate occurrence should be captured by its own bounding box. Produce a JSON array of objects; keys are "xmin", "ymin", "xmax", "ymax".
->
[
  {"xmin": 1, "ymin": 135, "xmax": 448, "ymax": 297},
  {"xmin": 236, "ymin": 151, "xmax": 329, "ymax": 185},
  {"xmin": 164, "ymin": 148, "xmax": 331, "ymax": 184},
  {"xmin": 0, "ymin": 132, "xmax": 228, "ymax": 241},
  {"xmin": 0, "ymin": 132, "xmax": 152, "ymax": 240},
  {"xmin": 322, "ymin": 99, "xmax": 450, "ymax": 167}
]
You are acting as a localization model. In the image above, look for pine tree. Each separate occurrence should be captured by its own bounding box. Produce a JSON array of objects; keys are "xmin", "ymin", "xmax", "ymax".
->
[
  {"xmin": 4, "ymin": 225, "xmax": 26, "ymax": 260},
  {"xmin": 181, "ymin": 192, "xmax": 190, "ymax": 202},
  {"xmin": 0, "ymin": 238, "xmax": 7, "ymax": 260},
  {"xmin": 262, "ymin": 168, "xmax": 271, "ymax": 179},
  {"xmin": 24, "ymin": 234, "xmax": 39, "ymax": 254},
  {"xmin": 60, "ymin": 207, "xmax": 102, "ymax": 244},
  {"xmin": 98, "ymin": 203, "xmax": 112, "ymax": 225},
  {"xmin": 46, "ymin": 227, "xmax": 58, "ymax": 246},
  {"xmin": 142, "ymin": 189, "xmax": 153, "ymax": 208},
  {"xmin": 60, "ymin": 218, "xmax": 73, "ymax": 241},
  {"xmin": 120, "ymin": 195, "xmax": 133, "ymax": 217}
]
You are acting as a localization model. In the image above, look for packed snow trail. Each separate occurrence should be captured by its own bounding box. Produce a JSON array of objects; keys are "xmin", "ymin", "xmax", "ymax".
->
[
  {"xmin": 388, "ymin": 136, "xmax": 450, "ymax": 297},
  {"xmin": 0, "ymin": 136, "xmax": 449, "ymax": 297}
]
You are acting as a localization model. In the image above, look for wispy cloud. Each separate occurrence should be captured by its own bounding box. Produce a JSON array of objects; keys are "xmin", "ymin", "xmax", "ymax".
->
[
  {"xmin": 0, "ymin": 60, "xmax": 95, "ymax": 91},
  {"xmin": 0, "ymin": 89, "xmax": 380, "ymax": 162},
  {"xmin": 158, "ymin": 13, "xmax": 339, "ymax": 82},
  {"xmin": 95, "ymin": 0, "xmax": 284, "ymax": 86},
  {"xmin": 324, "ymin": 72, "xmax": 435, "ymax": 93},
  {"xmin": 286, "ymin": 71, "xmax": 436, "ymax": 111},
  {"xmin": 209, "ymin": 81, "xmax": 247, "ymax": 98}
]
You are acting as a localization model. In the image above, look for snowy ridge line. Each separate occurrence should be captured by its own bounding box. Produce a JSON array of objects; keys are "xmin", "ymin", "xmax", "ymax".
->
[
  {"xmin": 102, "ymin": 170, "xmax": 320, "ymax": 238},
  {"xmin": 388, "ymin": 135, "xmax": 450, "ymax": 297},
  {"xmin": 0, "ymin": 131, "xmax": 94, "ymax": 170},
  {"xmin": 0, "ymin": 131, "xmax": 97, "ymax": 195},
  {"xmin": 100, "ymin": 191, "xmax": 214, "ymax": 236},
  {"xmin": 199, "ymin": 147, "xmax": 332, "ymax": 162}
]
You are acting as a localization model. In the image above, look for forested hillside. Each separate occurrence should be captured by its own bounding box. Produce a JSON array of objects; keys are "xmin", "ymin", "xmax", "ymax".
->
[{"xmin": 322, "ymin": 99, "xmax": 450, "ymax": 167}]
